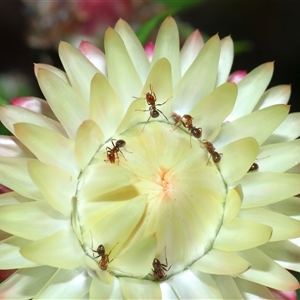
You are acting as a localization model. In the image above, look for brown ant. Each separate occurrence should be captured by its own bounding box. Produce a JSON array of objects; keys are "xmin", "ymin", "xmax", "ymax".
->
[
  {"xmin": 105, "ymin": 139, "xmax": 128, "ymax": 165},
  {"xmin": 248, "ymin": 162, "xmax": 259, "ymax": 172},
  {"xmin": 149, "ymin": 248, "xmax": 171, "ymax": 281},
  {"xmin": 136, "ymin": 85, "xmax": 170, "ymax": 131},
  {"xmin": 201, "ymin": 140, "xmax": 222, "ymax": 164},
  {"xmin": 171, "ymin": 112, "xmax": 202, "ymax": 145},
  {"xmin": 90, "ymin": 236, "xmax": 118, "ymax": 271}
]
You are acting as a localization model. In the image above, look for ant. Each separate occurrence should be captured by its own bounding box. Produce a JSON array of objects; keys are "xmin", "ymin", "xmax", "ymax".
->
[
  {"xmin": 90, "ymin": 236, "xmax": 118, "ymax": 271},
  {"xmin": 248, "ymin": 162, "xmax": 259, "ymax": 172},
  {"xmin": 149, "ymin": 248, "xmax": 171, "ymax": 281},
  {"xmin": 201, "ymin": 140, "xmax": 222, "ymax": 164},
  {"xmin": 105, "ymin": 139, "xmax": 128, "ymax": 165},
  {"xmin": 171, "ymin": 112, "xmax": 202, "ymax": 145},
  {"xmin": 136, "ymin": 85, "xmax": 170, "ymax": 131}
]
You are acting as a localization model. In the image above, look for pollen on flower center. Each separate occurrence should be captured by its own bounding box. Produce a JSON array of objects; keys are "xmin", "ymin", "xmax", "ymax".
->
[{"xmin": 158, "ymin": 167, "xmax": 171, "ymax": 193}]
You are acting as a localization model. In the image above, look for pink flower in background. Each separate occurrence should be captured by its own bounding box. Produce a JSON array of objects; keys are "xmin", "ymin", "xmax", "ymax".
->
[
  {"xmin": 228, "ymin": 70, "xmax": 247, "ymax": 83},
  {"xmin": 144, "ymin": 42, "xmax": 155, "ymax": 61}
]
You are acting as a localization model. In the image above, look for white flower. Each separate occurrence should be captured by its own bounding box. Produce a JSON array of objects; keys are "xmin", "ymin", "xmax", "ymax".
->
[{"xmin": 0, "ymin": 17, "xmax": 300, "ymax": 299}]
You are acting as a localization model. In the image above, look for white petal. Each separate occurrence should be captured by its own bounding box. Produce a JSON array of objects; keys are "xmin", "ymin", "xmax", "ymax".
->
[
  {"xmin": 212, "ymin": 275, "xmax": 244, "ymax": 299},
  {"xmin": 0, "ymin": 191, "xmax": 30, "ymax": 206},
  {"xmin": 89, "ymin": 277, "xmax": 124, "ymax": 300},
  {"xmin": 0, "ymin": 135, "xmax": 34, "ymax": 157}
]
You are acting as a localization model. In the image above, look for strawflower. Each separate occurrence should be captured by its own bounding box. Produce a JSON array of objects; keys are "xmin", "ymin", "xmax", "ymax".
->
[{"xmin": 0, "ymin": 17, "xmax": 300, "ymax": 299}]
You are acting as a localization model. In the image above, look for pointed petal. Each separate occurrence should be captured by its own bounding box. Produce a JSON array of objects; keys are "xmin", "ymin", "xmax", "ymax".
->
[
  {"xmin": 173, "ymin": 34, "xmax": 220, "ymax": 113},
  {"xmin": 228, "ymin": 62, "xmax": 274, "ymax": 120},
  {"xmin": 239, "ymin": 208, "xmax": 300, "ymax": 241},
  {"xmin": 34, "ymin": 268, "xmax": 91, "ymax": 299},
  {"xmin": 0, "ymin": 191, "xmax": 30, "ymax": 206},
  {"xmin": 214, "ymin": 217, "xmax": 272, "ymax": 251},
  {"xmin": 34, "ymin": 63, "xmax": 69, "ymax": 83},
  {"xmin": 115, "ymin": 19, "xmax": 150, "ymax": 83},
  {"xmin": 259, "ymin": 240, "xmax": 300, "ymax": 272},
  {"xmin": 75, "ymin": 119, "xmax": 104, "ymax": 170},
  {"xmin": 59, "ymin": 41, "xmax": 100, "ymax": 100},
  {"xmin": 0, "ymin": 266, "xmax": 57, "ymax": 299},
  {"xmin": 0, "ymin": 201, "xmax": 68, "ymax": 241},
  {"xmin": 120, "ymin": 277, "xmax": 161, "ymax": 299},
  {"xmin": 20, "ymin": 227, "xmax": 84, "ymax": 269},
  {"xmin": 170, "ymin": 269, "xmax": 223, "ymax": 299},
  {"xmin": 255, "ymin": 84, "xmax": 291, "ymax": 110},
  {"xmin": 258, "ymin": 139, "xmax": 300, "ymax": 172},
  {"xmin": 216, "ymin": 36, "xmax": 234, "ymax": 86},
  {"xmin": 222, "ymin": 186, "xmax": 243, "ymax": 224},
  {"xmin": 237, "ymin": 248, "xmax": 300, "ymax": 291},
  {"xmin": 0, "ymin": 105, "xmax": 66, "ymax": 136},
  {"xmin": 89, "ymin": 73, "xmax": 124, "ymax": 139},
  {"xmin": 0, "ymin": 157, "xmax": 41, "ymax": 200},
  {"xmin": 192, "ymin": 249, "xmax": 250, "ymax": 275},
  {"xmin": 264, "ymin": 112, "xmax": 300, "ymax": 144},
  {"xmin": 14, "ymin": 123, "xmax": 79, "ymax": 175},
  {"xmin": 239, "ymin": 172, "xmax": 300, "ymax": 208},
  {"xmin": 0, "ymin": 135, "xmax": 34, "ymax": 157},
  {"xmin": 190, "ymin": 82, "xmax": 237, "ymax": 141},
  {"xmin": 36, "ymin": 68, "xmax": 89, "ymax": 140},
  {"xmin": 90, "ymin": 277, "xmax": 124, "ymax": 300},
  {"xmin": 216, "ymin": 104, "xmax": 290, "ymax": 148},
  {"xmin": 219, "ymin": 137, "xmax": 259, "ymax": 184},
  {"xmin": 104, "ymin": 27, "xmax": 143, "ymax": 110},
  {"xmin": 267, "ymin": 197, "xmax": 300, "ymax": 219},
  {"xmin": 0, "ymin": 236, "xmax": 39, "ymax": 269},
  {"xmin": 212, "ymin": 275, "xmax": 244, "ymax": 299},
  {"xmin": 151, "ymin": 16, "xmax": 180, "ymax": 86},
  {"xmin": 79, "ymin": 41, "xmax": 107, "ymax": 75},
  {"xmin": 28, "ymin": 160, "xmax": 77, "ymax": 215}
]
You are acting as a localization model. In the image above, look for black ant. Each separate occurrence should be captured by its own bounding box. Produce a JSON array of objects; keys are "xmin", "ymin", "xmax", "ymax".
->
[
  {"xmin": 105, "ymin": 139, "xmax": 128, "ymax": 165},
  {"xmin": 201, "ymin": 140, "xmax": 222, "ymax": 164},
  {"xmin": 171, "ymin": 112, "xmax": 202, "ymax": 145},
  {"xmin": 149, "ymin": 248, "xmax": 171, "ymax": 281},
  {"xmin": 136, "ymin": 85, "xmax": 170, "ymax": 131},
  {"xmin": 90, "ymin": 236, "xmax": 118, "ymax": 271},
  {"xmin": 248, "ymin": 162, "xmax": 259, "ymax": 172}
]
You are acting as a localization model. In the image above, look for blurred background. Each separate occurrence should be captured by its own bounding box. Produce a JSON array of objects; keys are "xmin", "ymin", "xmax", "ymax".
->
[{"xmin": 0, "ymin": 0, "xmax": 299, "ymax": 111}]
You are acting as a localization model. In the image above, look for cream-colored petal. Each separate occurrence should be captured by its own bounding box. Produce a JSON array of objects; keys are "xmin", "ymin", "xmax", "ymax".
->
[
  {"xmin": 34, "ymin": 63, "xmax": 69, "ymax": 84},
  {"xmin": 0, "ymin": 135, "xmax": 34, "ymax": 157},
  {"xmin": 34, "ymin": 268, "xmax": 91, "ymax": 299},
  {"xmin": 190, "ymin": 82, "xmax": 237, "ymax": 141},
  {"xmin": 104, "ymin": 27, "xmax": 143, "ymax": 110},
  {"xmin": 90, "ymin": 277, "xmax": 124, "ymax": 300},
  {"xmin": 227, "ymin": 62, "xmax": 274, "ymax": 121},
  {"xmin": 259, "ymin": 240, "xmax": 300, "ymax": 272},
  {"xmin": 37, "ymin": 68, "xmax": 89, "ymax": 140},
  {"xmin": 212, "ymin": 275, "xmax": 244, "ymax": 299},
  {"xmin": 258, "ymin": 139, "xmax": 300, "ymax": 172},
  {"xmin": 59, "ymin": 41, "xmax": 100, "ymax": 100},
  {"xmin": 223, "ymin": 186, "xmax": 243, "ymax": 224},
  {"xmin": 0, "ymin": 201, "xmax": 68, "ymax": 241},
  {"xmin": 239, "ymin": 208, "xmax": 300, "ymax": 241},
  {"xmin": 110, "ymin": 235, "xmax": 156, "ymax": 278},
  {"xmin": 89, "ymin": 72, "xmax": 124, "ymax": 139},
  {"xmin": 238, "ymin": 172, "xmax": 300, "ymax": 208},
  {"xmin": 216, "ymin": 104, "xmax": 290, "ymax": 148},
  {"xmin": 0, "ymin": 191, "xmax": 30, "ymax": 206},
  {"xmin": 219, "ymin": 137, "xmax": 259, "ymax": 184},
  {"xmin": 0, "ymin": 236, "xmax": 39, "ymax": 269},
  {"xmin": 115, "ymin": 19, "xmax": 150, "ymax": 84},
  {"xmin": 237, "ymin": 248, "xmax": 300, "ymax": 291},
  {"xmin": 264, "ymin": 112, "xmax": 300, "ymax": 144},
  {"xmin": 192, "ymin": 249, "xmax": 250, "ymax": 275},
  {"xmin": 172, "ymin": 34, "xmax": 220, "ymax": 113},
  {"xmin": 120, "ymin": 277, "xmax": 161, "ymax": 300},
  {"xmin": 216, "ymin": 36, "xmax": 234, "ymax": 86},
  {"xmin": 21, "ymin": 227, "xmax": 84, "ymax": 269},
  {"xmin": 160, "ymin": 281, "xmax": 179, "ymax": 299},
  {"xmin": 0, "ymin": 105, "xmax": 66, "ymax": 136},
  {"xmin": 180, "ymin": 30, "xmax": 204, "ymax": 76},
  {"xmin": 0, "ymin": 266, "xmax": 57, "ymax": 299},
  {"xmin": 267, "ymin": 197, "xmax": 300, "ymax": 219},
  {"xmin": 234, "ymin": 277, "xmax": 276, "ymax": 299},
  {"xmin": 79, "ymin": 41, "xmax": 107, "ymax": 75},
  {"xmin": 28, "ymin": 160, "xmax": 77, "ymax": 215},
  {"xmin": 150, "ymin": 16, "xmax": 180, "ymax": 86},
  {"xmin": 170, "ymin": 269, "xmax": 223, "ymax": 299},
  {"xmin": 14, "ymin": 122, "xmax": 79, "ymax": 175},
  {"xmin": 0, "ymin": 157, "xmax": 41, "ymax": 200},
  {"xmin": 255, "ymin": 84, "xmax": 291, "ymax": 110},
  {"xmin": 214, "ymin": 217, "xmax": 272, "ymax": 251},
  {"xmin": 75, "ymin": 119, "xmax": 104, "ymax": 170}
]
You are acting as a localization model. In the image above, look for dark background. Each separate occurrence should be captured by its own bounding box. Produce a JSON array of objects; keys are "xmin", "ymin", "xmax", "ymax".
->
[{"xmin": 1, "ymin": 1, "xmax": 300, "ymax": 111}]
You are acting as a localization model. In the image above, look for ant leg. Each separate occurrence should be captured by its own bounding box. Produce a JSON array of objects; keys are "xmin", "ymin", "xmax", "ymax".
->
[
  {"xmin": 156, "ymin": 109, "xmax": 170, "ymax": 123},
  {"xmin": 142, "ymin": 115, "xmax": 152, "ymax": 132}
]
